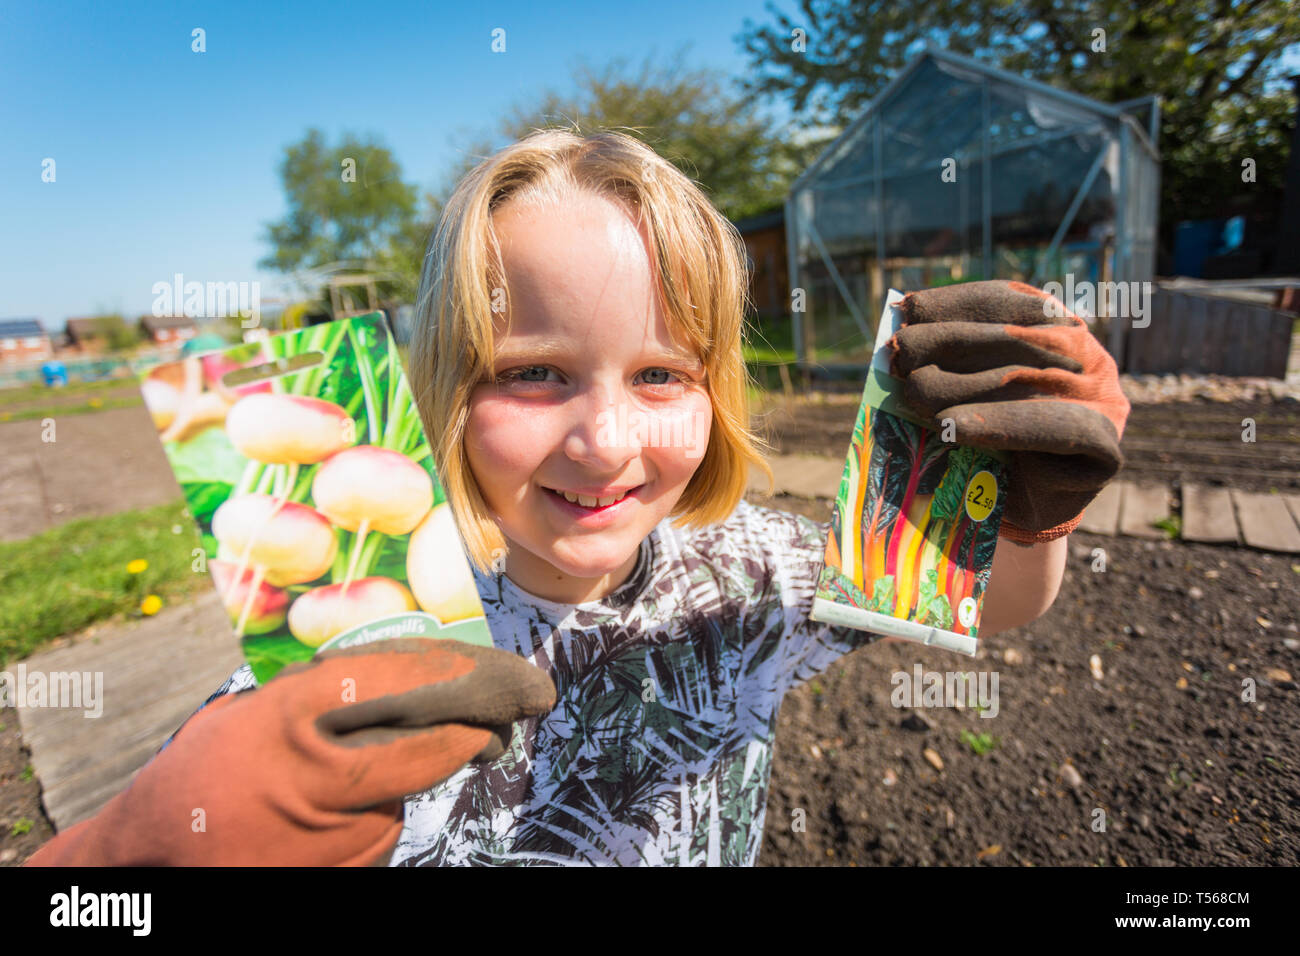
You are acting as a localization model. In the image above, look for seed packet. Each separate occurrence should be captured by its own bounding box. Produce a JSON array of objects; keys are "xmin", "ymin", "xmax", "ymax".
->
[
  {"xmin": 139, "ymin": 313, "xmax": 493, "ymax": 684},
  {"xmin": 810, "ymin": 290, "xmax": 1008, "ymax": 656}
]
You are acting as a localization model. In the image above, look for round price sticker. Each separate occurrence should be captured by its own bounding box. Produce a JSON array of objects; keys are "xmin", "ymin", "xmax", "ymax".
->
[{"xmin": 964, "ymin": 470, "xmax": 998, "ymax": 522}]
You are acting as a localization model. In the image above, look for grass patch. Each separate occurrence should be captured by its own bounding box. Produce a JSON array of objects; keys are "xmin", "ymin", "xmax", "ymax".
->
[
  {"xmin": 0, "ymin": 499, "xmax": 209, "ymax": 665},
  {"xmin": 0, "ymin": 376, "xmax": 134, "ymax": 407},
  {"xmin": 1151, "ymin": 515, "xmax": 1182, "ymax": 540},
  {"xmin": 0, "ymin": 394, "xmax": 143, "ymax": 422}
]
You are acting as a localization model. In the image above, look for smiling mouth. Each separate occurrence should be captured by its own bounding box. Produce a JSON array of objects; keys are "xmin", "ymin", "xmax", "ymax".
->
[{"xmin": 542, "ymin": 486, "xmax": 641, "ymax": 509}]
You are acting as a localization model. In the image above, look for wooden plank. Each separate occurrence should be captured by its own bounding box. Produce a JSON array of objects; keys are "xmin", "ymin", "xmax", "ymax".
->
[
  {"xmin": 1181, "ymin": 483, "xmax": 1239, "ymax": 544},
  {"xmin": 15, "ymin": 591, "xmax": 245, "ymax": 831},
  {"xmin": 1207, "ymin": 299, "xmax": 1232, "ymax": 377},
  {"xmin": 0, "ymin": 454, "xmax": 48, "ymax": 541},
  {"xmin": 1118, "ymin": 482, "xmax": 1170, "ymax": 538},
  {"xmin": 1182, "ymin": 293, "xmax": 1207, "ymax": 374},
  {"xmin": 1078, "ymin": 480, "xmax": 1123, "ymax": 535},
  {"xmin": 759, "ymin": 454, "xmax": 846, "ymax": 500},
  {"xmin": 1284, "ymin": 494, "xmax": 1300, "ymax": 532},
  {"xmin": 1231, "ymin": 490, "xmax": 1300, "ymax": 553},
  {"xmin": 18, "ymin": 593, "xmax": 238, "ymax": 742},
  {"xmin": 1126, "ymin": 295, "xmax": 1150, "ymax": 374}
]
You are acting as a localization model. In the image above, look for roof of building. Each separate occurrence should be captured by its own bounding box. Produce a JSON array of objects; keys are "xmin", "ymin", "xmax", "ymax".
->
[
  {"xmin": 140, "ymin": 313, "xmax": 198, "ymax": 333},
  {"xmin": 731, "ymin": 207, "xmax": 785, "ymax": 234},
  {"xmin": 0, "ymin": 318, "xmax": 47, "ymax": 338}
]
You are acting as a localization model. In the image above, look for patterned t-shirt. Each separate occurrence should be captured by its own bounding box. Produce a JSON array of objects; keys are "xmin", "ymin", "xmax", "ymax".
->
[{"xmin": 177, "ymin": 500, "xmax": 880, "ymax": 866}]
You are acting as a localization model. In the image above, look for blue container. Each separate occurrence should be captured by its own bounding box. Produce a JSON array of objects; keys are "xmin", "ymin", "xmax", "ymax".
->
[
  {"xmin": 41, "ymin": 361, "xmax": 69, "ymax": 387},
  {"xmin": 1173, "ymin": 219, "xmax": 1224, "ymax": 278}
]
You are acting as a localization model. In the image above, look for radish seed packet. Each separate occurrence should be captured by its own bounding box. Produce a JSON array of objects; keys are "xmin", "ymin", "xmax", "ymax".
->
[
  {"xmin": 810, "ymin": 290, "xmax": 1008, "ymax": 656},
  {"xmin": 138, "ymin": 312, "xmax": 493, "ymax": 684}
]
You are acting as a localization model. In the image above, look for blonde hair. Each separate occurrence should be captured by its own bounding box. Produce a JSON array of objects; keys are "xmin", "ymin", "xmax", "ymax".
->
[{"xmin": 409, "ymin": 127, "xmax": 772, "ymax": 571}]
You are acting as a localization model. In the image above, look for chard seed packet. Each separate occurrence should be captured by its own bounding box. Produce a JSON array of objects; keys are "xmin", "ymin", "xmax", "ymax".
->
[
  {"xmin": 139, "ymin": 313, "xmax": 493, "ymax": 684},
  {"xmin": 810, "ymin": 290, "xmax": 1008, "ymax": 656}
]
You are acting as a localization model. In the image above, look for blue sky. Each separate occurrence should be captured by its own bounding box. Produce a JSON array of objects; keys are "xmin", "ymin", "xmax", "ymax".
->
[{"xmin": 0, "ymin": 0, "xmax": 787, "ymax": 329}]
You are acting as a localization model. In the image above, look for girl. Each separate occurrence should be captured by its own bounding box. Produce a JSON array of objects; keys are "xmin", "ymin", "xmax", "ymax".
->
[{"xmin": 29, "ymin": 129, "xmax": 1127, "ymax": 867}]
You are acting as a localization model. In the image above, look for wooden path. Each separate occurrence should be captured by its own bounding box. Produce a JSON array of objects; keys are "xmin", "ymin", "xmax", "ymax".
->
[
  {"xmin": 752, "ymin": 456, "xmax": 1300, "ymax": 554},
  {"xmin": 15, "ymin": 591, "xmax": 242, "ymax": 831}
]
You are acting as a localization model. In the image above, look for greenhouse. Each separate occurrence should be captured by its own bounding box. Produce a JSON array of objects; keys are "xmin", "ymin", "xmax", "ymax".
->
[{"xmin": 785, "ymin": 47, "xmax": 1161, "ymax": 365}]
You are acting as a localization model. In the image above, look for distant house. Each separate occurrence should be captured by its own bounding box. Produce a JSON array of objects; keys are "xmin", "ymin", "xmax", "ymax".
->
[
  {"xmin": 732, "ymin": 207, "xmax": 789, "ymax": 322},
  {"xmin": 66, "ymin": 317, "xmax": 112, "ymax": 352},
  {"xmin": 0, "ymin": 318, "xmax": 53, "ymax": 363},
  {"xmin": 65, "ymin": 316, "xmax": 139, "ymax": 353},
  {"xmin": 140, "ymin": 313, "xmax": 198, "ymax": 346}
]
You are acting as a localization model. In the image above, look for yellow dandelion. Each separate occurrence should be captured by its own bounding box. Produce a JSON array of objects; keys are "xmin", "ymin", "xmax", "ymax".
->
[
  {"xmin": 89, "ymin": 397, "xmax": 103, "ymax": 407},
  {"xmin": 127, "ymin": 559, "xmax": 148, "ymax": 574},
  {"xmin": 141, "ymin": 594, "xmax": 163, "ymax": 615}
]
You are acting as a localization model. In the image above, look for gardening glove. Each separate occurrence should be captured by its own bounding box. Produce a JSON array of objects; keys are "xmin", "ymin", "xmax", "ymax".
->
[
  {"xmin": 25, "ymin": 639, "xmax": 555, "ymax": 867},
  {"xmin": 887, "ymin": 280, "xmax": 1130, "ymax": 544}
]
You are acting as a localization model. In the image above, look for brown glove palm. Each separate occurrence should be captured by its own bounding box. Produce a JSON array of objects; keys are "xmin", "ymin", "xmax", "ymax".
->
[
  {"xmin": 888, "ymin": 280, "xmax": 1130, "ymax": 543},
  {"xmin": 25, "ymin": 639, "xmax": 556, "ymax": 867}
]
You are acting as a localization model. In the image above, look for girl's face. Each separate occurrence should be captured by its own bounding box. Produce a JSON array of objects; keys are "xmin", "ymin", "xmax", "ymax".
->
[{"xmin": 465, "ymin": 192, "xmax": 712, "ymax": 604}]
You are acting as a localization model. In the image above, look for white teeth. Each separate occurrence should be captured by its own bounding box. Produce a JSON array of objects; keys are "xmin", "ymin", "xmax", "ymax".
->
[{"xmin": 556, "ymin": 489, "xmax": 629, "ymax": 507}]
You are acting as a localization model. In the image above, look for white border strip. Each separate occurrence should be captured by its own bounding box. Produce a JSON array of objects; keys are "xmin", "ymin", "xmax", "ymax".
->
[{"xmin": 811, "ymin": 597, "xmax": 978, "ymax": 657}]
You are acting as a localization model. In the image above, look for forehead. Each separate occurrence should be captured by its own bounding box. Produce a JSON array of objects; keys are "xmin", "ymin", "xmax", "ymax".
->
[{"xmin": 490, "ymin": 192, "xmax": 690, "ymax": 357}]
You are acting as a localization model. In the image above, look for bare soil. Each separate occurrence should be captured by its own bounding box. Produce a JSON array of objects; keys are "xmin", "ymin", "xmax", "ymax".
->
[{"xmin": 753, "ymin": 392, "xmax": 1300, "ymax": 866}]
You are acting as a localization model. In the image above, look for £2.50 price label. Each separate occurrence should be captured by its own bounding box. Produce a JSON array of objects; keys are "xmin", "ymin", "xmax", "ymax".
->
[{"xmin": 964, "ymin": 470, "xmax": 997, "ymax": 522}]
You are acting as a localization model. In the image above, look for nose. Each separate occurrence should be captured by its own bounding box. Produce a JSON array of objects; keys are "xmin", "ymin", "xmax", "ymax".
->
[{"xmin": 562, "ymin": 384, "xmax": 641, "ymax": 472}]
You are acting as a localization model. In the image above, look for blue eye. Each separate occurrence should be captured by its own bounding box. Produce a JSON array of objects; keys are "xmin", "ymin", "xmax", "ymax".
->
[
  {"xmin": 637, "ymin": 368, "xmax": 678, "ymax": 386},
  {"xmin": 499, "ymin": 365, "xmax": 555, "ymax": 384}
]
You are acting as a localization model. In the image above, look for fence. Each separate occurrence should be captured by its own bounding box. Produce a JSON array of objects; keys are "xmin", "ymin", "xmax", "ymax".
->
[
  {"xmin": 0, "ymin": 354, "xmax": 168, "ymax": 391},
  {"xmin": 1119, "ymin": 288, "xmax": 1294, "ymax": 378}
]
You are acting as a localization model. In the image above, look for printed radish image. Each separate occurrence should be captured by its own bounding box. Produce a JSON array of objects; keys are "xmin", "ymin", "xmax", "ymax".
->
[
  {"xmin": 311, "ymin": 445, "xmax": 433, "ymax": 591},
  {"xmin": 155, "ymin": 357, "xmax": 232, "ymax": 443},
  {"xmin": 212, "ymin": 494, "xmax": 337, "ymax": 585},
  {"xmin": 141, "ymin": 377, "xmax": 179, "ymax": 431},
  {"xmin": 212, "ymin": 493, "xmax": 337, "ymax": 637},
  {"xmin": 406, "ymin": 502, "xmax": 482, "ymax": 623},
  {"xmin": 222, "ymin": 393, "xmax": 354, "ymax": 609},
  {"xmin": 287, "ymin": 576, "xmax": 417, "ymax": 648},
  {"xmin": 209, "ymin": 559, "xmax": 289, "ymax": 635},
  {"xmin": 143, "ymin": 313, "xmax": 496, "ymax": 683},
  {"xmin": 225, "ymin": 393, "xmax": 353, "ymax": 467}
]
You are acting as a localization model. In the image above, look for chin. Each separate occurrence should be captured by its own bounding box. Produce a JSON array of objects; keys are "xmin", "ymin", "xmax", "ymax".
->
[{"xmin": 546, "ymin": 535, "xmax": 643, "ymax": 580}]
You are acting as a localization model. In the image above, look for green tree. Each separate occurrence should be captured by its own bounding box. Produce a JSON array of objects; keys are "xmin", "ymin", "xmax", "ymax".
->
[
  {"xmin": 455, "ymin": 49, "xmax": 819, "ymax": 223},
  {"xmin": 260, "ymin": 129, "xmax": 421, "ymax": 302},
  {"xmin": 100, "ymin": 314, "xmax": 139, "ymax": 353},
  {"xmin": 737, "ymin": 0, "xmax": 1300, "ymax": 240}
]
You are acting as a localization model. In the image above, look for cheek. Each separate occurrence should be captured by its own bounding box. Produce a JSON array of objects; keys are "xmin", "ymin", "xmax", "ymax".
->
[
  {"xmin": 642, "ymin": 394, "xmax": 713, "ymax": 483},
  {"xmin": 465, "ymin": 394, "xmax": 555, "ymax": 490}
]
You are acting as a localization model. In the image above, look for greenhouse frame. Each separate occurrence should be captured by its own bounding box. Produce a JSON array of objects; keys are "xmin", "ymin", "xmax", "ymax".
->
[{"xmin": 785, "ymin": 47, "xmax": 1160, "ymax": 366}]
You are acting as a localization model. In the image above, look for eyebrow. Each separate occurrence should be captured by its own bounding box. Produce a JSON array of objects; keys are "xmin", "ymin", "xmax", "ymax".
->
[{"xmin": 492, "ymin": 340, "xmax": 704, "ymax": 370}]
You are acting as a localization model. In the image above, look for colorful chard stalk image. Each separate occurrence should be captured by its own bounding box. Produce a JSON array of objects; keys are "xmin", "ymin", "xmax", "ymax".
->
[
  {"xmin": 821, "ymin": 401, "xmax": 1004, "ymax": 638},
  {"xmin": 140, "ymin": 314, "xmax": 486, "ymax": 683}
]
